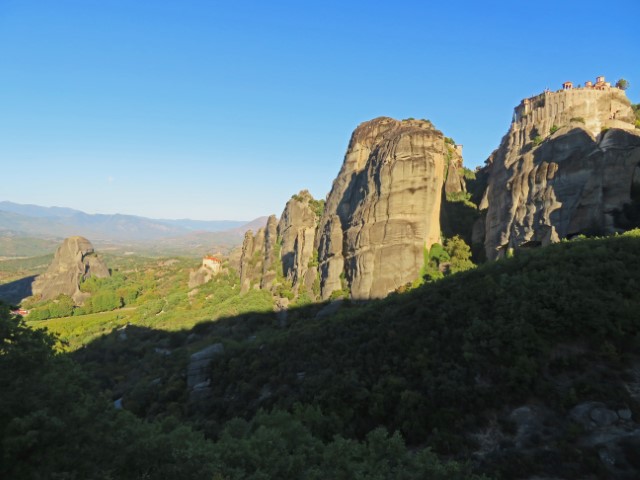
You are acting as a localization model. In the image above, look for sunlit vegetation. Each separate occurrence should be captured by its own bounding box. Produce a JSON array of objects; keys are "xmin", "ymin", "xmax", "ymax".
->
[{"xmin": 24, "ymin": 256, "xmax": 274, "ymax": 350}]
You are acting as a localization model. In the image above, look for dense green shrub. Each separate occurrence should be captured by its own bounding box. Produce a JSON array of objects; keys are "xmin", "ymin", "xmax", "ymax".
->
[{"xmin": 1, "ymin": 304, "xmax": 484, "ymax": 479}]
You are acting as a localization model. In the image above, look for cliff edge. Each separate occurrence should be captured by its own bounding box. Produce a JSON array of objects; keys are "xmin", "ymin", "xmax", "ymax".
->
[{"xmin": 478, "ymin": 80, "xmax": 640, "ymax": 259}]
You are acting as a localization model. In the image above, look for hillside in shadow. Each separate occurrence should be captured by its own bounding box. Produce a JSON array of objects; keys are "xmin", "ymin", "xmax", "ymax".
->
[
  {"xmin": 68, "ymin": 232, "xmax": 640, "ymax": 479},
  {"xmin": 0, "ymin": 275, "xmax": 35, "ymax": 305}
]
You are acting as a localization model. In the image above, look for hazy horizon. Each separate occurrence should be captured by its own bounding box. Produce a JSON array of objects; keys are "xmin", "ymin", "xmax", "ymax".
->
[{"xmin": 2, "ymin": 0, "xmax": 638, "ymax": 220}]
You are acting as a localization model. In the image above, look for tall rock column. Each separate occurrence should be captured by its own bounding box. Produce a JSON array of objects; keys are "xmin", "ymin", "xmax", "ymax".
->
[
  {"xmin": 479, "ymin": 85, "xmax": 640, "ymax": 259},
  {"xmin": 260, "ymin": 215, "xmax": 278, "ymax": 290},
  {"xmin": 239, "ymin": 216, "xmax": 279, "ymax": 292},
  {"xmin": 31, "ymin": 236, "xmax": 110, "ymax": 304},
  {"xmin": 277, "ymin": 190, "xmax": 321, "ymax": 295},
  {"xmin": 316, "ymin": 117, "xmax": 447, "ymax": 299},
  {"xmin": 238, "ymin": 231, "xmax": 256, "ymax": 293}
]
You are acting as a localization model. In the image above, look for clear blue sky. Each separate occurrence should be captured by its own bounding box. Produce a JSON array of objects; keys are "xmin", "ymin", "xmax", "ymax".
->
[{"xmin": 1, "ymin": 0, "xmax": 638, "ymax": 220}]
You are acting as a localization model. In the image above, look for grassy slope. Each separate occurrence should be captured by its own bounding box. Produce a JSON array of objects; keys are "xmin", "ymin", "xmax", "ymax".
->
[{"xmin": 27, "ymin": 255, "xmax": 274, "ymax": 350}]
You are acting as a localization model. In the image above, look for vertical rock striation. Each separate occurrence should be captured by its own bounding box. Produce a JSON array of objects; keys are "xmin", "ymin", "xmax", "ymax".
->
[
  {"xmin": 260, "ymin": 215, "xmax": 279, "ymax": 290},
  {"xmin": 277, "ymin": 191, "xmax": 321, "ymax": 295},
  {"xmin": 479, "ymin": 85, "xmax": 640, "ymax": 260},
  {"xmin": 238, "ymin": 220, "xmax": 275, "ymax": 293},
  {"xmin": 316, "ymin": 117, "xmax": 447, "ymax": 299},
  {"xmin": 237, "ymin": 117, "xmax": 465, "ymax": 301}
]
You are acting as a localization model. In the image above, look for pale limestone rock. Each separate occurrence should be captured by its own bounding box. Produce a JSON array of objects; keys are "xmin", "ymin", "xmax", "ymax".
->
[
  {"xmin": 316, "ymin": 117, "xmax": 447, "ymax": 299},
  {"xmin": 31, "ymin": 236, "xmax": 110, "ymax": 304}
]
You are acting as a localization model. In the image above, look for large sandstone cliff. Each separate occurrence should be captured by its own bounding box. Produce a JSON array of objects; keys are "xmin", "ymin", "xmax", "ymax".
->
[
  {"xmin": 316, "ymin": 117, "xmax": 447, "ymax": 299},
  {"xmin": 31, "ymin": 236, "xmax": 110, "ymax": 304},
  {"xmin": 478, "ymin": 87, "xmax": 640, "ymax": 259},
  {"xmin": 237, "ymin": 117, "xmax": 469, "ymax": 301}
]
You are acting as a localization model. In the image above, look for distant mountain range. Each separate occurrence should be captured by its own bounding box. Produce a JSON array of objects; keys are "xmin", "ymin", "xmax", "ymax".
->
[{"xmin": 0, "ymin": 201, "xmax": 268, "ymax": 256}]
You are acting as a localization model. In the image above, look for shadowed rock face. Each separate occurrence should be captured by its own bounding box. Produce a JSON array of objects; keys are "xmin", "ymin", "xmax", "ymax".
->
[
  {"xmin": 479, "ymin": 88, "xmax": 640, "ymax": 259},
  {"xmin": 316, "ymin": 117, "xmax": 447, "ymax": 299},
  {"xmin": 31, "ymin": 236, "xmax": 110, "ymax": 304}
]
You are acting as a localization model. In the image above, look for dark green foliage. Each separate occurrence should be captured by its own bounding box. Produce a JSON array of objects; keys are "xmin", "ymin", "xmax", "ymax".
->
[
  {"xmin": 290, "ymin": 191, "xmax": 325, "ymax": 218},
  {"xmin": 549, "ymin": 124, "xmax": 559, "ymax": 134},
  {"xmin": 0, "ymin": 305, "xmax": 218, "ymax": 479},
  {"xmin": 444, "ymin": 236, "xmax": 474, "ymax": 273},
  {"xmin": 28, "ymin": 294, "xmax": 75, "ymax": 320},
  {"xmin": 1, "ymin": 304, "xmax": 482, "ymax": 479},
  {"xmin": 9, "ymin": 233, "xmax": 640, "ymax": 478},
  {"xmin": 308, "ymin": 249, "xmax": 319, "ymax": 268},
  {"xmin": 198, "ymin": 233, "xmax": 640, "ymax": 459},
  {"xmin": 445, "ymin": 191, "xmax": 472, "ymax": 203},
  {"xmin": 441, "ymin": 191, "xmax": 480, "ymax": 248},
  {"xmin": 309, "ymin": 199, "xmax": 325, "ymax": 218},
  {"xmin": 462, "ymin": 167, "xmax": 476, "ymax": 180},
  {"xmin": 87, "ymin": 290, "xmax": 124, "ymax": 312},
  {"xmin": 418, "ymin": 238, "xmax": 475, "ymax": 284},
  {"xmin": 615, "ymin": 78, "xmax": 629, "ymax": 90},
  {"xmin": 210, "ymin": 410, "xmax": 485, "ymax": 480}
]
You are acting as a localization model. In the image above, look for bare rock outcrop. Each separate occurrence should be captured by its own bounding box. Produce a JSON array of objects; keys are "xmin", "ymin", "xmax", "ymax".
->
[
  {"xmin": 316, "ymin": 117, "xmax": 447, "ymax": 299},
  {"xmin": 277, "ymin": 191, "xmax": 321, "ymax": 295},
  {"xmin": 187, "ymin": 343, "xmax": 224, "ymax": 403},
  {"xmin": 238, "ymin": 216, "xmax": 278, "ymax": 293},
  {"xmin": 444, "ymin": 143, "xmax": 466, "ymax": 195},
  {"xmin": 31, "ymin": 236, "xmax": 110, "ymax": 304},
  {"xmin": 188, "ymin": 267, "xmax": 214, "ymax": 289},
  {"xmin": 260, "ymin": 215, "xmax": 278, "ymax": 290},
  {"xmin": 239, "ymin": 230, "xmax": 258, "ymax": 293},
  {"xmin": 479, "ymin": 85, "xmax": 640, "ymax": 259}
]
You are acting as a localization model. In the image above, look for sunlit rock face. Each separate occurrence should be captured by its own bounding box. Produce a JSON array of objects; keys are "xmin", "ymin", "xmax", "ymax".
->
[
  {"xmin": 32, "ymin": 236, "xmax": 110, "ymax": 304},
  {"xmin": 316, "ymin": 117, "xmax": 448, "ymax": 299},
  {"xmin": 238, "ymin": 215, "xmax": 281, "ymax": 293},
  {"xmin": 277, "ymin": 191, "xmax": 319, "ymax": 294},
  {"xmin": 479, "ymin": 87, "xmax": 640, "ymax": 259}
]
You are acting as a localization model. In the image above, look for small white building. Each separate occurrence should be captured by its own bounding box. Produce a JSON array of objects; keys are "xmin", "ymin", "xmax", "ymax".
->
[{"xmin": 202, "ymin": 256, "xmax": 222, "ymax": 273}]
